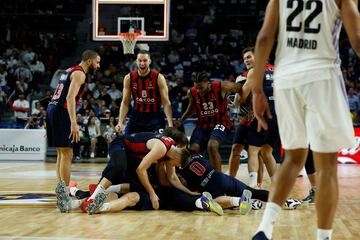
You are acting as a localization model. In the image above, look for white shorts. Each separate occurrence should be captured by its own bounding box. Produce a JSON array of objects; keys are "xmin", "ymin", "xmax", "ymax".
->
[{"xmin": 274, "ymin": 73, "xmax": 357, "ymax": 152}]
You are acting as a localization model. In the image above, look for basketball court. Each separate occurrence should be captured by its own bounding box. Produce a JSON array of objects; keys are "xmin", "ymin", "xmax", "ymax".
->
[
  {"xmin": 0, "ymin": 160, "xmax": 359, "ymax": 239},
  {"xmin": 1, "ymin": 1, "xmax": 360, "ymax": 239}
]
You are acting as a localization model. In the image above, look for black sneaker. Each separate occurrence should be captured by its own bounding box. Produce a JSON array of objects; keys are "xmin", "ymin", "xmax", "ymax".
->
[
  {"xmin": 75, "ymin": 190, "xmax": 91, "ymax": 200},
  {"xmin": 302, "ymin": 189, "xmax": 315, "ymax": 203},
  {"xmin": 252, "ymin": 231, "xmax": 270, "ymax": 240}
]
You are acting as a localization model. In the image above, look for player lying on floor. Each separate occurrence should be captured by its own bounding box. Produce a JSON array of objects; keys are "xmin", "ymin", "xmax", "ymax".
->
[
  {"xmin": 59, "ymin": 128, "xmax": 224, "ymax": 215},
  {"xmin": 176, "ymin": 154, "xmax": 301, "ymax": 214},
  {"xmin": 72, "ymin": 153, "xmax": 301, "ymax": 215}
]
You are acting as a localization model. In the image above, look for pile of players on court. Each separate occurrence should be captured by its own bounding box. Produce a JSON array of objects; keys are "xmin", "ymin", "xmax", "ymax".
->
[
  {"xmin": 56, "ymin": 127, "xmax": 301, "ymax": 216},
  {"xmin": 54, "ymin": 48, "xmax": 306, "ymax": 216}
]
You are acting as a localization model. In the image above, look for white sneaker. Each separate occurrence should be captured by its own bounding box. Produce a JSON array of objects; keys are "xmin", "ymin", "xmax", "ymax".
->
[
  {"xmin": 251, "ymin": 199, "xmax": 263, "ymax": 210},
  {"xmin": 55, "ymin": 180, "xmax": 71, "ymax": 213},
  {"xmin": 90, "ymin": 152, "xmax": 95, "ymax": 158},
  {"xmin": 284, "ymin": 198, "xmax": 302, "ymax": 210},
  {"xmin": 87, "ymin": 191, "xmax": 108, "ymax": 215},
  {"xmin": 239, "ymin": 189, "xmax": 252, "ymax": 215}
]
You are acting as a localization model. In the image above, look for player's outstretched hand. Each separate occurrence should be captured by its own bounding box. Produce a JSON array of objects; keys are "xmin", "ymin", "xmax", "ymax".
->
[
  {"xmin": 189, "ymin": 191, "xmax": 201, "ymax": 196},
  {"xmin": 115, "ymin": 123, "xmax": 125, "ymax": 133},
  {"xmin": 69, "ymin": 122, "xmax": 80, "ymax": 143},
  {"xmin": 150, "ymin": 192, "xmax": 160, "ymax": 210},
  {"xmin": 173, "ymin": 120, "xmax": 183, "ymax": 129},
  {"xmin": 252, "ymin": 91, "xmax": 272, "ymax": 132}
]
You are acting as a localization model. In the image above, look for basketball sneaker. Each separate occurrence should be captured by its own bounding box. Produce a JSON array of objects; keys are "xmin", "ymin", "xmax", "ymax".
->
[
  {"xmin": 251, "ymin": 199, "xmax": 263, "ymax": 210},
  {"xmin": 87, "ymin": 191, "xmax": 108, "ymax": 215},
  {"xmin": 55, "ymin": 180, "xmax": 71, "ymax": 213},
  {"xmin": 239, "ymin": 189, "xmax": 252, "ymax": 215},
  {"xmin": 302, "ymin": 188, "xmax": 315, "ymax": 204},
  {"xmin": 284, "ymin": 198, "xmax": 302, "ymax": 210},
  {"xmin": 200, "ymin": 192, "xmax": 224, "ymax": 216},
  {"xmin": 252, "ymin": 231, "xmax": 270, "ymax": 240}
]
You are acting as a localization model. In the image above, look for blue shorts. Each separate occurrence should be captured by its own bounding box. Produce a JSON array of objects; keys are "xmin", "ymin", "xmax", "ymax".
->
[
  {"xmin": 247, "ymin": 117, "xmax": 280, "ymax": 148},
  {"xmin": 204, "ymin": 172, "xmax": 248, "ymax": 198},
  {"xmin": 128, "ymin": 185, "xmax": 198, "ymax": 211},
  {"xmin": 190, "ymin": 125, "xmax": 229, "ymax": 151},
  {"xmin": 128, "ymin": 179, "xmax": 167, "ymax": 210},
  {"xmin": 46, "ymin": 104, "xmax": 71, "ymax": 148},
  {"xmin": 232, "ymin": 122, "xmax": 250, "ymax": 145},
  {"xmin": 101, "ymin": 135, "xmax": 130, "ymax": 184},
  {"xmin": 125, "ymin": 110, "xmax": 166, "ymax": 135}
]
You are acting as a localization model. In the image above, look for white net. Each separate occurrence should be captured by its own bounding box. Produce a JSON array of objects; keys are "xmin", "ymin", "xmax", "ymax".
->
[{"xmin": 120, "ymin": 32, "xmax": 140, "ymax": 54}]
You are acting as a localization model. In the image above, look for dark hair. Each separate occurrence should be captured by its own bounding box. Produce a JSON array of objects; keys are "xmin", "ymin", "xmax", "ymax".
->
[
  {"xmin": 163, "ymin": 127, "xmax": 188, "ymax": 147},
  {"xmin": 193, "ymin": 71, "xmax": 209, "ymax": 83},
  {"xmin": 81, "ymin": 50, "xmax": 99, "ymax": 61},
  {"xmin": 242, "ymin": 47, "xmax": 255, "ymax": 57},
  {"xmin": 179, "ymin": 148, "xmax": 191, "ymax": 168},
  {"xmin": 137, "ymin": 50, "xmax": 151, "ymax": 58}
]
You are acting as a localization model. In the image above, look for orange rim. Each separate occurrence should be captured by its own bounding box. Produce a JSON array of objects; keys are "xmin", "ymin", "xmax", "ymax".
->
[{"xmin": 118, "ymin": 32, "xmax": 141, "ymax": 41}]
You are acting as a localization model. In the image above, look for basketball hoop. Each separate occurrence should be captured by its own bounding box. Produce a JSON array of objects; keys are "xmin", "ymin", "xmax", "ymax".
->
[{"xmin": 119, "ymin": 32, "xmax": 141, "ymax": 55}]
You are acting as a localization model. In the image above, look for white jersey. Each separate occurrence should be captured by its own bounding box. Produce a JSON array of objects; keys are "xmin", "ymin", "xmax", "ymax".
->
[{"xmin": 274, "ymin": 0, "xmax": 342, "ymax": 89}]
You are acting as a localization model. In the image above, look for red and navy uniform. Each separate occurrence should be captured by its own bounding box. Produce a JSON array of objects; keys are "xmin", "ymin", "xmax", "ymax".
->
[
  {"xmin": 233, "ymin": 77, "xmax": 251, "ymax": 146},
  {"xmin": 46, "ymin": 66, "xmax": 86, "ymax": 147},
  {"xmin": 130, "ymin": 69, "xmax": 161, "ymax": 112},
  {"xmin": 125, "ymin": 69, "xmax": 166, "ymax": 135},
  {"xmin": 189, "ymin": 81, "xmax": 230, "ymax": 150},
  {"xmin": 100, "ymin": 135, "xmax": 201, "ymax": 212},
  {"xmin": 178, "ymin": 155, "xmax": 268, "ymax": 201},
  {"xmin": 123, "ymin": 132, "xmax": 184, "ymax": 210},
  {"xmin": 49, "ymin": 66, "xmax": 86, "ymax": 109},
  {"xmin": 190, "ymin": 80, "xmax": 230, "ymax": 130},
  {"xmin": 263, "ymin": 64, "xmax": 275, "ymax": 115},
  {"xmin": 242, "ymin": 64, "xmax": 275, "ymax": 114},
  {"xmin": 124, "ymin": 132, "xmax": 175, "ymax": 171}
]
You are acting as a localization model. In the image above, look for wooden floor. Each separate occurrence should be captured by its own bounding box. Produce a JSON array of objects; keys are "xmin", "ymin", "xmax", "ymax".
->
[{"xmin": 0, "ymin": 161, "xmax": 359, "ymax": 240}]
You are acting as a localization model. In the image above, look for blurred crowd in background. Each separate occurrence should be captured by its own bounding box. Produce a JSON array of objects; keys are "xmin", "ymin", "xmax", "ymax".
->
[{"xmin": 0, "ymin": 0, "xmax": 358, "ymax": 158}]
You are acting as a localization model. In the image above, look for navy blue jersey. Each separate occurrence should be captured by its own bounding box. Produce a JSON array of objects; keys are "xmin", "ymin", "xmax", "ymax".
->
[
  {"xmin": 178, "ymin": 154, "xmax": 253, "ymax": 198},
  {"xmin": 241, "ymin": 64, "xmax": 275, "ymax": 118},
  {"xmin": 263, "ymin": 64, "xmax": 275, "ymax": 115},
  {"xmin": 124, "ymin": 132, "xmax": 176, "ymax": 170},
  {"xmin": 49, "ymin": 66, "xmax": 86, "ymax": 109},
  {"xmin": 178, "ymin": 154, "xmax": 216, "ymax": 189}
]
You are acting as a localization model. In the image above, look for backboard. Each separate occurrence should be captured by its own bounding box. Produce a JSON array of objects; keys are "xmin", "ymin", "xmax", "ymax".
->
[{"xmin": 93, "ymin": 0, "xmax": 170, "ymax": 41}]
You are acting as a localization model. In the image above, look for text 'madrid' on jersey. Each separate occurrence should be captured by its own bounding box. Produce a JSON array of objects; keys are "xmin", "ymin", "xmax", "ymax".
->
[{"xmin": 275, "ymin": 0, "xmax": 343, "ymax": 88}]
